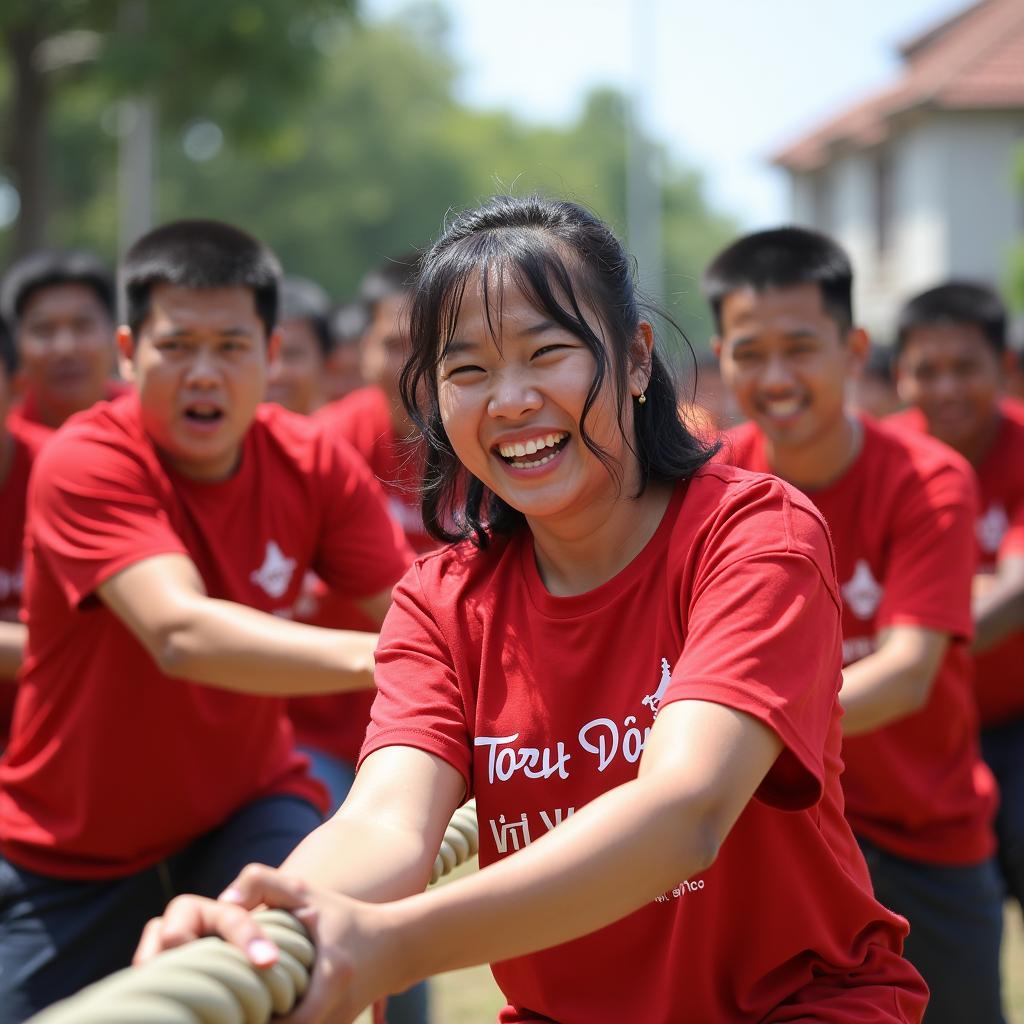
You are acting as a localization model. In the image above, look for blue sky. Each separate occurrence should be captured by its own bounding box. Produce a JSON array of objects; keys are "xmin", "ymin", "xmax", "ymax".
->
[{"xmin": 366, "ymin": 0, "xmax": 969, "ymax": 226}]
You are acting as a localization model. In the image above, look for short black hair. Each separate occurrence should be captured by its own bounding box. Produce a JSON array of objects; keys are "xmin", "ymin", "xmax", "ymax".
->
[
  {"xmin": 702, "ymin": 227, "xmax": 854, "ymax": 334},
  {"xmin": 0, "ymin": 316, "xmax": 15, "ymax": 377},
  {"xmin": 121, "ymin": 219, "xmax": 281, "ymax": 338},
  {"xmin": 1, "ymin": 249, "xmax": 115, "ymax": 327},
  {"xmin": 279, "ymin": 275, "xmax": 331, "ymax": 359},
  {"xmin": 359, "ymin": 251, "xmax": 423, "ymax": 318},
  {"xmin": 329, "ymin": 300, "xmax": 371, "ymax": 351},
  {"xmin": 896, "ymin": 281, "xmax": 1006, "ymax": 355},
  {"xmin": 401, "ymin": 194, "xmax": 717, "ymax": 547}
]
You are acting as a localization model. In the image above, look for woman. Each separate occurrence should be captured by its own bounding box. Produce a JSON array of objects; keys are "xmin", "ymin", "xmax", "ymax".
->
[{"xmin": 137, "ymin": 196, "xmax": 927, "ymax": 1023}]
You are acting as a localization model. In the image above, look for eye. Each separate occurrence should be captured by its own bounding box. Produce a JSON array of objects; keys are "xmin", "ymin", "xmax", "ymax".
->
[
  {"xmin": 445, "ymin": 364, "xmax": 485, "ymax": 379},
  {"xmin": 532, "ymin": 343, "xmax": 572, "ymax": 360}
]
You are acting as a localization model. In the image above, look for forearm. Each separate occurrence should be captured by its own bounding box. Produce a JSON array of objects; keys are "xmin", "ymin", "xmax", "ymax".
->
[
  {"xmin": 162, "ymin": 598, "xmax": 377, "ymax": 695},
  {"xmin": 973, "ymin": 580, "xmax": 1024, "ymax": 653},
  {"xmin": 840, "ymin": 642, "xmax": 935, "ymax": 735},
  {"xmin": 0, "ymin": 620, "xmax": 24, "ymax": 679},
  {"xmin": 388, "ymin": 775, "xmax": 718, "ymax": 986},
  {"xmin": 280, "ymin": 814, "xmax": 438, "ymax": 903}
]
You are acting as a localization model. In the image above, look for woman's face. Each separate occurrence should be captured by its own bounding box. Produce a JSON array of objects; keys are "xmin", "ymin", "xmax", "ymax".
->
[{"xmin": 436, "ymin": 271, "xmax": 644, "ymax": 526}]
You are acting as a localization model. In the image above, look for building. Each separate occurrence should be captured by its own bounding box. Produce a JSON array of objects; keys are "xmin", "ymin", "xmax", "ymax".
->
[{"xmin": 773, "ymin": 0, "xmax": 1024, "ymax": 337}]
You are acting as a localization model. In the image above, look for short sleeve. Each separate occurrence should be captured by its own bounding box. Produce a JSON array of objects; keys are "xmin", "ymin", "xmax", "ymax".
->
[
  {"xmin": 28, "ymin": 434, "xmax": 187, "ymax": 608},
  {"xmin": 662, "ymin": 491, "xmax": 843, "ymax": 811},
  {"xmin": 313, "ymin": 436, "xmax": 414, "ymax": 600},
  {"xmin": 358, "ymin": 564, "xmax": 473, "ymax": 793},
  {"xmin": 877, "ymin": 459, "xmax": 977, "ymax": 640}
]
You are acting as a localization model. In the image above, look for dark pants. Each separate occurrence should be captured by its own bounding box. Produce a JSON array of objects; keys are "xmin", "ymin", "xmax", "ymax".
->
[
  {"xmin": 0, "ymin": 793, "xmax": 322, "ymax": 1024},
  {"xmin": 858, "ymin": 837, "xmax": 1005, "ymax": 1024},
  {"xmin": 301, "ymin": 745, "xmax": 431, "ymax": 1024},
  {"xmin": 981, "ymin": 717, "xmax": 1024, "ymax": 912}
]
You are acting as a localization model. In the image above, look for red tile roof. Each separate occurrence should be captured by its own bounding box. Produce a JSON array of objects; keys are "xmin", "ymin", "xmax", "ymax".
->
[{"xmin": 774, "ymin": 0, "xmax": 1024, "ymax": 171}]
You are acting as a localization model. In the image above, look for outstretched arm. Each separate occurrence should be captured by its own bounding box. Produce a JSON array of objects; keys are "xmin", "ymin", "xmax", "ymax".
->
[
  {"xmin": 972, "ymin": 556, "xmax": 1024, "ymax": 653},
  {"xmin": 138, "ymin": 699, "xmax": 782, "ymax": 1022},
  {"xmin": 0, "ymin": 620, "xmax": 24, "ymax": 679},
  {"xmin": 98, "ymin": 554, "xmax": 389, "ymax": 696}
]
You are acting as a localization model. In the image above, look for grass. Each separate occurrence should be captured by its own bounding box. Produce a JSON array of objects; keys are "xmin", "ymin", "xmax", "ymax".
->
[{"xmin": 358, "ymin": 862, "xmax": 1024, "ymax": 1023}]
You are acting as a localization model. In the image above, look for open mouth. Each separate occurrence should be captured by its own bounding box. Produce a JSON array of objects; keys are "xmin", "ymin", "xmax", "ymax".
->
[
  {"xmin": 495, "ymin": 432, "xmax": 569, "ymax": 469},
  {"xmin": 183, "ymin": 404, "xmax": 225, "ymax": 425},
  {"xmin": 759, "ymin": 396, "xmax": 806, "ymax": 420}
]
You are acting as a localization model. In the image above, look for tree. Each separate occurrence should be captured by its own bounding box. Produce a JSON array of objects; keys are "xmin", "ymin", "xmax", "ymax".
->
[{"xmin": 0, "ymin": 0, "xmax": 352, "ymax": 255}]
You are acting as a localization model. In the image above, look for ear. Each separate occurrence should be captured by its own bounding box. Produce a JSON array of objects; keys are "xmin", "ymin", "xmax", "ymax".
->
[
  {"xmin": 1001, "ymin": 347, "xmax": 1017, "ymax": 380},
  {"xmin": 267, "ymin": 327, "xmax": 282, "ymax": 365},
  {"xmin": 845, "ymin": 326, "xmax": 870, "ymax": 373},
  {"xmin": 629, "ymin": 321, "xmax": 655, "ymax": 398},
  {"xmin": 711, "ymin": 336, "xmax": 723, "ymax": 361},
  {"xmin": 116, "ymin": 326, "xmax": 136, "ymax": 382}
]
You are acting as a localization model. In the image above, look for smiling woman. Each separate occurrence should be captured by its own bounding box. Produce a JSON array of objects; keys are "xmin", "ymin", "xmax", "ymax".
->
[{"xmin": 134, "ymin": 196, "xmax": 928, "ymax": 1024}]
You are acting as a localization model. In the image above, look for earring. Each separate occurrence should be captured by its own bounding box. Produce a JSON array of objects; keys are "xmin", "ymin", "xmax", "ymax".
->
[{"xmin": 637, "ymin": 391, "xmax": 647, "ymax": 405}]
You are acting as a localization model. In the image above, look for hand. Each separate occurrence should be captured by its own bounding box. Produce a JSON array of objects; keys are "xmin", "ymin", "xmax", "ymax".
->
[{"xmin": 134, "ymin": 864, "xmax": 413, "ymax": 1024}]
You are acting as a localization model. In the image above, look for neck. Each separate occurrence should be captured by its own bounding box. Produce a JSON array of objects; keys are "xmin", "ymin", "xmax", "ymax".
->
[
  {"xmin": 528, "ymin": 476, "xmax": 675, "ymax": 597},
  {"xmin": 0, "ymin": 431, "xmax": 12, "ymax": 490},
  {"xmin": 765, "ymin": 411, "xmax": 862, "ymax": 491},
  {"xmin": 950, "ymin": 409, "xmax": 1001, "ymax": 467}
]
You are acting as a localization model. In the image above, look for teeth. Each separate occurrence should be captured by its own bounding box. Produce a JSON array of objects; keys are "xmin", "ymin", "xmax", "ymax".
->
[
  {"xmin": 764, "ymin": 398, "xmax": 802, "ymax": 417},
  {"xmin": 510, "ymin": 452, "xmax": 557, "ymax": 469},
  {"xmin": 498, "ymin": 432, "xmax": 567, "ymax": 459}
]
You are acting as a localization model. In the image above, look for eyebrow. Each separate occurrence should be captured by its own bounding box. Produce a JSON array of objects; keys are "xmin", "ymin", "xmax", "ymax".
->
[
  {"xmin": 440, "ymin": 320, "xmax": 557, "ymax": 360},
  {"xmin": 160, "ymin": 325, "xmax": 254, "ymax": 338},
  {"xmin": 730, "ymin": 328, "xmax": 819, "ymax": 351}
]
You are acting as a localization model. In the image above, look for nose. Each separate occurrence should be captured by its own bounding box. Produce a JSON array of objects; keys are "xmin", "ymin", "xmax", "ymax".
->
[
  {"xmin": 486, "ymin": 367, "xmax": 542, "ymax": 420},
  {"xmin": 183, "ymin": 345, "xmax": 221, "ymax": 387},
  {"xmin": 759, "ymin": 354, "xmax": 797, "ymax": 392},
  {"xmin": 51, "ymin": 326, "xmax": 79, "ymax": 356}
]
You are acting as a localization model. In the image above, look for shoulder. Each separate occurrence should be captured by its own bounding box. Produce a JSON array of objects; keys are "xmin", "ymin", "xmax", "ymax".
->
[
  {"xmin": 717, "ymin": 419, "xmax": 762, "ymax": 466},
  {"xmin": 676, "ymin": 464, "xmax": 836, "ymax": 582},
  {"xmin": 33, "ymin": 395, "xmax": 148, "ymax": 479},
  {"xmin": 315, "ymin": 388, "xmax": 389, "ymax": 431},
  {"xmin": 400, "ymin": 533, "xmax": 516, "ymax": 607},
  {"xmin": 862, "ymin": 416, "xmax": 974, "ymax": 502},
  {"xmin": 7, "ymin": 416, "xmax": 51, "ymax": 460}
]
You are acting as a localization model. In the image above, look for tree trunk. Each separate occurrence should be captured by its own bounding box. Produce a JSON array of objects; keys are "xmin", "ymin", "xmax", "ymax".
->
[{"xmin": 4, "ymin": 21, "xmax": 50, "ymax": 256}]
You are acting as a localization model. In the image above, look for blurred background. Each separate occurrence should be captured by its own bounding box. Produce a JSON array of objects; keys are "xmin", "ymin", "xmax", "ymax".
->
[{"xmin": 0, "ymin": 0, "xmax": 1021, "ymax": 345}]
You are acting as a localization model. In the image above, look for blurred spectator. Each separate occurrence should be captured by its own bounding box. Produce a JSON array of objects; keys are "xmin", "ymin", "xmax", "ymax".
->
[
  {"xmin": 266, "ymin": 276, "xmax": 333, "ymax": 415},
  {"xmin": 0, "ymin": 250, "xmax": 125, "ymax": 432},
  {"xmin": 0, "ymin": 315, "xmax": 47, "ymax": 733},
  {"xmin": 889, "ymin": 281, "xmax": 1024, "ymax": 930},
  {"xmin": 853, "ymin": 344, "xmax": 902, "ymax": 420},
  {"xmin": 324, "ymin": 300, "xmax": 370, "ymax": 402}
]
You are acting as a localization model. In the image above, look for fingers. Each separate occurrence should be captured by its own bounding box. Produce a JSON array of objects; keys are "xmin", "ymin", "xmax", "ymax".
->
[
  {"xmin": 219, "ymin": 862, "xmax": 311, "ymax": 915},
  {"xmin": 133, "ymin": 893, "xmax": 276, "ymax": 968}
]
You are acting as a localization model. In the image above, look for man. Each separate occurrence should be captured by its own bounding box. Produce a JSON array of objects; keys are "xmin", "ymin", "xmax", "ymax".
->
[
  {"xmin": 706, "ymin": 228, "xmax": 1003, "ymax": 1024},
  {"xmin": 0, "ymin": 220, "xmax": 412, "ymax": 1020},
  {"xmin": 265, "ymin": 275, "xmax": 333, "ymax": 416},
  {"xmin": 0, "ymin": 249, "xmax": 126, "ymax": 432},
  {"xmin": 889, "ymin": 281, "xmax": 1024, "ymax": 925},
  {"xmin": 0, "ymin": 316, "xmax": 47, "ymax": 731}
]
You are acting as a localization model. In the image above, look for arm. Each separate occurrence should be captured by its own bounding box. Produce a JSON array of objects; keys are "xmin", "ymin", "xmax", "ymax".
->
[
  {"xmin": 0, "ymin": 620, "xmax": 24, "ymax": 679},
  {"xmin": 972, "ymin": 555, "xmax": 1024, "ymax": 653},
  {"xmin": 138, "ymin": 699, "xmax": 783, "ymax": 1021},
  {"xmin": 97, "ymin": 554, "xmax": 385, "ymax": 696},
  {"xmin": 839, "ymin": 625, "xmax": 947, "ymax": 735}
]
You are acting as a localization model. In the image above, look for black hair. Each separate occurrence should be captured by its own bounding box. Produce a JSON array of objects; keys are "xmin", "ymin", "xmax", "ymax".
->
[
  {"xmin": 329, "ymin": 300, "xmax": 371, "ymax": 351},
  {"xmin": 279, "ymin": 276, "xmax": 332, "ymax": 359},
  {"xmin": 896, "ymin": 281, "xmax": 1006, "ymax": 355},
  {"xmin": 0, "ymin": 316, "xmax": 15, "ymax": 378},
  {"xmin": 359, "ymin": 251, "xmax": 423, "ymax": 318},
  {"xmin": 0, "ymin": 249, "xmax": 115, "ymax": 327},
  {"xmin": 702, "ymin": 227, "xmax": 854, "ymax": 334},
  {"xmin": 400, "ymin": 194, "xmax": 717, "ymax": 547},
  {"xmin": 863, "ymin": 343, "xmax": 894, "ymax": 383},
  {"xmin": 120, "ymin": 219, "xmax": 281, "ymax": 338}
]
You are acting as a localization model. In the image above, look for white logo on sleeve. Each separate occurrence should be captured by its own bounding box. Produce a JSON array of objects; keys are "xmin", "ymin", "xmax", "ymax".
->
[
  {"xmin": 641, "ymin": 658, "xmax": 673, "ymax": 718},
  {"xmin": 976, "ymin": 504, "xmax": 1008, "ymax": 555},
  {"xmin": 841, "ymin": 559, "xmax": 883, "ymax": 620},
  {"xmin": 250, "ymin": 540, "xmax": 297, "ymax": 599}
]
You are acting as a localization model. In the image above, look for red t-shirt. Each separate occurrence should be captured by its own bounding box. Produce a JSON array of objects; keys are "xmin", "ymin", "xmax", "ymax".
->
[
  {"xmin": 7, "ymin": 379, "xmax": 132, "ymax": 435},
  {"xmin": 362, "ymin": 467, "xmax": 926, "ymax": 1024},
  {"xmin": 725, "ymin": 417, "xmax": 995, "ymax": 865},
  {"xmin": 289, "ymin": 388, "xmax": 433, "ymax": 763},
  {"xmin": 0, "ymin": 395, "xmax": 412, "ymax": 879},
  {"xmin": 0, "ymin": 419, "xmax": 48, "ymax": 745},
  {"xmin": 887, "ymin": 405, "xmax": 1024, "ymax": 726}
]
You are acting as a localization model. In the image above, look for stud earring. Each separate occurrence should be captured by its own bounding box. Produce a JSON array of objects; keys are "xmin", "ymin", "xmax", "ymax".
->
[{"xmin": 637, "ymin": 391, "xmax": 647, "ymax": 405}]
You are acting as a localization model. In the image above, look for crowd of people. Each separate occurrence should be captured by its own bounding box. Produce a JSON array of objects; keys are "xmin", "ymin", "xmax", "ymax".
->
[{"xmin": 0, "ymin": 196, "xmax": 1020, "ymax": 1023}]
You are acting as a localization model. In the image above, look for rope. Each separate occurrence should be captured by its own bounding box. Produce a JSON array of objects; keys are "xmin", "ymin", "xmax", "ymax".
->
[{"xmin": 27, "ymin": 799, "xmax": 479, "ymax": 1024}]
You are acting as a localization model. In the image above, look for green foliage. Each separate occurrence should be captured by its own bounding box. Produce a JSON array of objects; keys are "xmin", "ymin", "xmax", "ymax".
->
[
  {"xmin": 1, "ymin": 2, "xmax": 738, "ymax": 346},
  {"xmin": 1009, "ymin": 145, "xmax": 1024, "ymax": 312}
]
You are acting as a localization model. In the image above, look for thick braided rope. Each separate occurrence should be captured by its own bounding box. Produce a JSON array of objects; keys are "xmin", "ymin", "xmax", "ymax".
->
[{"xmin": 28, "ymin": 799, "xmax": 479, "ymax": 1024}]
